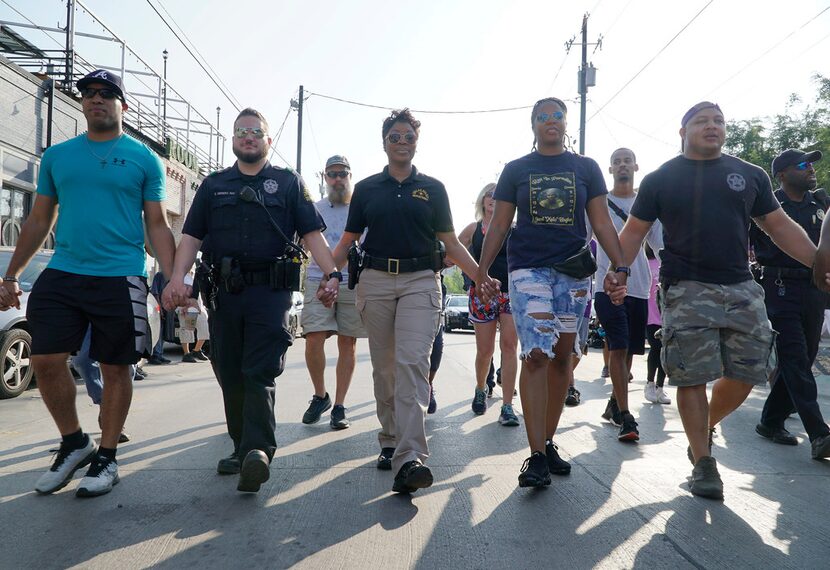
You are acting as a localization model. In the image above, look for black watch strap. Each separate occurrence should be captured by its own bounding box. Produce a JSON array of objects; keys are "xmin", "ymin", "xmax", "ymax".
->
[{"xmin": 327, "ymin": 271, "xmax": 343, "ymax": 282}]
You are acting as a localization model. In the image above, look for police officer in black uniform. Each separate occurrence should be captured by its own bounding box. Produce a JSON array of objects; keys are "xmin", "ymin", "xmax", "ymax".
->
[
  {"xmin": 165, "ymin": 108, "xmax": 341, "ymax": 493},
  {"xmin": 750, "ymin": 148, "xmax": 830, "ymax": 459}
]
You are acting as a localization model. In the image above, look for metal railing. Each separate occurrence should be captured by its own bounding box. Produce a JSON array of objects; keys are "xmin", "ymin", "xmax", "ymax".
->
[{"xmin": 0, "ymin": 0, "xmax": 224, "ymax": 175}]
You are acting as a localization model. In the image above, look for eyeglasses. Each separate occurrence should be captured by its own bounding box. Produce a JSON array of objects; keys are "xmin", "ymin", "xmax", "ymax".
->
[
  {"xmin": 795, "ymin": 161, "xmax": 814, "ymax": 170},
  {"xmin": 535, "ymin": 111, "xmax": 564, "ymax": 123},
  {"xmin": 386, "ymin": 132, "xmax": 417, "ymax": 144},
  {"xmin": 326, "ymin": 171, "xmax": 350, "ymax": 179},
  {"xmin": 81, "ymin": 87, "xmax": 120, "ymax": 100},
  {"xmin": 484, "ymin": 192, "xmax": 495, "ymax": 198},
  {"xmin": 234, "ymin": 127, "xmax": 267, "ymax": 139}
]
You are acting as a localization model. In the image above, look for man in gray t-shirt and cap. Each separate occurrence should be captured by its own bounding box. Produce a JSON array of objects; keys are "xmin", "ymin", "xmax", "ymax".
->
[{"xmin": 301, "ymin": 155, "xmax": 367, "ymax": 429}]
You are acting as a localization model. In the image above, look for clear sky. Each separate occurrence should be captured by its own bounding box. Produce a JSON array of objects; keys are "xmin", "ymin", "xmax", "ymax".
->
[{"xmin": 6, "ymin": 0, "xmax": 830, "ymax": 225}]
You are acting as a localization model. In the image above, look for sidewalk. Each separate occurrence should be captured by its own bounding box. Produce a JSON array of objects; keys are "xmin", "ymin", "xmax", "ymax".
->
[{"xmin": 1, "ymin": 333, "xmax": 828, "ymax": 569}]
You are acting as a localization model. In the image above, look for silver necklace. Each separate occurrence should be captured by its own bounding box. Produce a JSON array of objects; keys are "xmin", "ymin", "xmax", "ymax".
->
[{"xmin": 85, "ymin": 133, "xmax": 123, "ymax": 168}]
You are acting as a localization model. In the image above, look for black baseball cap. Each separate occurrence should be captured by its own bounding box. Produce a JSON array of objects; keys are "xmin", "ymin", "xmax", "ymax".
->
[
  {"xmin": 772, "ymin": 149, "xmax": 822, "ymax": 176},
  {"xmin": 325, "ymin": 155, "xmax": 350, "ymax": 170},
  {"xmin": 76, "ymin": 69, "xmax": 127, "ymax": 100}
]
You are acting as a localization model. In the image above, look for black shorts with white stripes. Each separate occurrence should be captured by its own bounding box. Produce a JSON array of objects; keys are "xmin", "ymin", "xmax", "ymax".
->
[{"xmin": 27, "ymin": 268, "xmax": 151, "ymax": 364}]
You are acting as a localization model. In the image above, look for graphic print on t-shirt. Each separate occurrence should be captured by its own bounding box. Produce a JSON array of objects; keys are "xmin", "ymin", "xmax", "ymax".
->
[{"xmin": 529, "ymin": 172, "xmax": 576, "ymax": 225}]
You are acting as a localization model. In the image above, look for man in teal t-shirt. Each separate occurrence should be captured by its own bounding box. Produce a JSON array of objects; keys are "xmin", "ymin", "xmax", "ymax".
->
[{"xmin": 0, "ymin": 69, "xmax": 176, "ymax": 499}]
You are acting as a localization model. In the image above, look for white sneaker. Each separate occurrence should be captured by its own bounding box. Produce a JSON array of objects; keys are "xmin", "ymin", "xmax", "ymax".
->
[
  {"xmin": 76, "ymin": 455, "xmax": 120, "ymax": 497},
  {"xmin": 644, "ymin": 381, "xmax": 658, "ymax": 403},
  {"xmin": 656, "ymin": 387, "xmax": 672, "ymax": 405},
  {"xmin": 35, "ymin": 436, "xmax": 97, "ymax": 494}
]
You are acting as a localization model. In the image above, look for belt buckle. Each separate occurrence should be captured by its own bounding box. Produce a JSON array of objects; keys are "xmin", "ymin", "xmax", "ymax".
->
[{"xmin": 387, "ymin": 258, "xmax": 399, "ymax": 275}]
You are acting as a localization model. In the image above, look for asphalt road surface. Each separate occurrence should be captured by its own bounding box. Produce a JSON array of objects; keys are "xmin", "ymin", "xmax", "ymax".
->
[{"xmin": 1, "ymin": 332, "xmax": 829, "ymax": 569}]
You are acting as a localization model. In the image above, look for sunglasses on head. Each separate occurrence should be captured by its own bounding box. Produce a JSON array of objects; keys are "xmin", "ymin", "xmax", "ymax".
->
[
  {"xmin": 234, "ymin": 127, "xmax": 267, "ymax": 139},
  {"xmin": 386, "ymin": 132, "xmax": 417, "ymax": 144},
  {"xmin": 326, "ymin": 170, "xmax": 349, "ymax": 179},
  {"xmin": 535, "ymin": 111, "xmax": 564, "ymax": 123},
  {"xmin": 81, "ymin": 87, "xmax": 120, "ymax": 100},
  {"xmin": 795, "ymin": 161, "xmax": 814, "ymax": 170}
]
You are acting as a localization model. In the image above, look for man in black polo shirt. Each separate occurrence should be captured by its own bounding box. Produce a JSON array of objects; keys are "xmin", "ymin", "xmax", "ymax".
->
[
  {"xmin": 615, "ymin": 102, "xmax": 819, "ymax": 499},
  {"xmin": 750, "ymin": 149, "xmax": 830, "ymax": 459}
]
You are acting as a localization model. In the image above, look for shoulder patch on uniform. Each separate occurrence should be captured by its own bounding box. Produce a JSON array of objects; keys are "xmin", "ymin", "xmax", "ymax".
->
[
  {"xmin": 818, "ymin": 209, "xmax": 825, "ymax": 221},
  {"xmin": 412, "ymin": 188, "xmax": 429, "ymax": 201}
]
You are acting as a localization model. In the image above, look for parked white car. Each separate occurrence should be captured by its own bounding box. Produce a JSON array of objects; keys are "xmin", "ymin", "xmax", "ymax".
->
[{"xmin": 0, "ymin": 247, "xmax": 160, "ymax": 399}]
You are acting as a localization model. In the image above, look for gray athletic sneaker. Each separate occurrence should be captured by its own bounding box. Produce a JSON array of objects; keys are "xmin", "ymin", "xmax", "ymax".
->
[
  {"xmin": 498, "ymin": 404, "xmax": 519, "ymax": 426},
  {"xmin": 35, "ymin": 436, "xmax": 97, "ymax": 494},
  {"xmin": 689, "ymin": 456, "xmax": 724, "ymax": 500},
  {"xmin": 76, "ymin": 455, "xmax": 120, "ymax": 497}
]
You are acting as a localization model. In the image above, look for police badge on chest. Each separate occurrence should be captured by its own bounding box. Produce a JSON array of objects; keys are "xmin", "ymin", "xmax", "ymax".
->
[{"xmin": 263, "ymin": 179, "xmax": 279, "ymax": 194}]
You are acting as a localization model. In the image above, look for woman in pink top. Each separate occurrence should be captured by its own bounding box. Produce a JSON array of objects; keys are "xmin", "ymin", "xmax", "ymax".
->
[{"xmin": 645, "ymin": 245, "xmax": 670, "ymax": 404}]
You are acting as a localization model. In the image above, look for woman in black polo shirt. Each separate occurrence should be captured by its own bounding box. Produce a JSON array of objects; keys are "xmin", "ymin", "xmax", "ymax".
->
[
  {"xmin": 333, "ymin": 109, "xmax": 481, "ymax": 495},
  {"xmin": 476, "ymin": 97, "xmax": 627, "ymax": 488}
]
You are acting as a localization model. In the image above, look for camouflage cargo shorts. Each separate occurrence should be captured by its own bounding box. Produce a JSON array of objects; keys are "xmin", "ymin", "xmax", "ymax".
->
[{"xmin": 659, "ymin": 279, "xmax": 777, "ymax": 387}]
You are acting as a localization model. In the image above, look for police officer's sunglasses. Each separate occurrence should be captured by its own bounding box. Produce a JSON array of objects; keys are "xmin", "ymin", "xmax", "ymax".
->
[
  {"xmin": 535, "ymin": 111, "xmax": 564, "ymax": 123},
  {"xmin": 325, "ymin": 171, "xmax": 350, "ymax": 179},
  {"xmin": 234, "ymin": 127, "xmax": 267, "ymax": 139},
  {"xmin": 795, "ymin": 161, "xmax": 814, "ymax": 170},
  {"xmin": 386, "ymin": 132, "xmax": 417, "ymax": 144},
  {"xmin": 80, "ymin": 87, "xmax": 121, "ymax": 100}
]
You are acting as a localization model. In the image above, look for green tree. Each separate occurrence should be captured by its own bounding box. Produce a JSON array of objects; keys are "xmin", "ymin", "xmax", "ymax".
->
[
  {"xmin": 725, "ymin": 74, "xmax": 830, "ymax": 190},
  {"xmin": 443, "ymin": 266, "xmax": 466, "ymax": 294}
]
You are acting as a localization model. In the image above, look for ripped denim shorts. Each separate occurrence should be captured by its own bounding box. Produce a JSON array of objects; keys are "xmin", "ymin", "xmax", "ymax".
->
[{"xmin": 508, "ymin": 267, "xmax": 591, "ymax": 359}]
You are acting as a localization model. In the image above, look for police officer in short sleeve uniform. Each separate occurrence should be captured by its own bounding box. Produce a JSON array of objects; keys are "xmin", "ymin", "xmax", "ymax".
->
[
  {"xmin": 166, "ymin": 108, "xmax": 341, "ymax": 493},
  {"xmin": 750, "ymin": 148, "xmax": 830, "ymax": 457}
]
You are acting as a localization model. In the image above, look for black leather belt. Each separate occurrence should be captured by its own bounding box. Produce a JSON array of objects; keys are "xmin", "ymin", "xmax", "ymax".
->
[
  {"xmin": 363, "ymin": 254, "xmax": 434, "ymax": 274},
  {"xmin": 760, "ymin": 266, "xmax": 812, "ymax": 280},
  {"xmin": 242, "ymin": 270, "xmax": 271, "ymax": 285}
]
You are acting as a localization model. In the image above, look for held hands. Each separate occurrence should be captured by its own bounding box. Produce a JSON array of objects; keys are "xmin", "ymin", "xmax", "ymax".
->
[
  {"xmin": 316, "ymin": 277, "xmax": 339, "ymax": 308},
  {"xmin": 0, "ymin": 278, "xmax": 21, "ymax": 311},
  {"xmin": 603, "ymin": 270, "xmax": 628, "ymax": 305},
  {"xmin": 476, "ymin": 271, "xmax": 501, "ymax": 305},
  {"xmin": 162, "ymin": 279, "xmax": 193, "ymax": 311}
]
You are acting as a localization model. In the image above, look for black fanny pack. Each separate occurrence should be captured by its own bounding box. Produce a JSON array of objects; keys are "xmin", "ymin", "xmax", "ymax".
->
[{"xmin": 552, "ymin": 245, "xmax": 597, "ymax": 279}]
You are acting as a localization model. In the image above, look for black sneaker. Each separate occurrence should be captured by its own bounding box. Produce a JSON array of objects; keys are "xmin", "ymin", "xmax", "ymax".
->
[
  {"xmin": 601, "ymin": 397, "xmax": 622, "ymax": 426},
  {"xmin": 518, "ymin": 452, "xmax": 551, "ymax": 488},
  {"xmin": 687, "ymin": 427, "xmax": 715, "ymax": 465},
  {"xmin": 755, "ymin": 423, "xmax": 798, "ymax": 445},
  {"xmin": 217, "ymin": 451, "xmax": 241, "ymax": 475},
  {"xmin": 182, "ymin": 352, "xmax": 199, "ymax": 363},
  {"xmin": 472, "ymin": 388, "xmax": 487, "ymax": 415},
  {"xmin": 147, "ymin": 355, "xmax": 171, "ymax": 365},
  {"xmin": 302, "ymin": 393, "xmax": 332, "ymax": 424},
  {"xmin": 427, "ymin": 385, "xmax": 437, "ymax": 414},
  {"xmin": 237, "ymin": 450, "xmax": 270, "ymax": 493},
  {"xmin": 545, "ymin": 440, "xmax": 572, "ymax": 475},
  {"xmin": 194, "ymin": 351, "xmax": 209, "ymax": 362},
  {"xmin": 689, "ymin": 456, "xmax": 724, "ymax": 500},
  {"xmin": 496, "ymin": 367, "xmax": 502, "ymax": 385},
  {"xmin": 377, "ymin": 447, "xmax": 395, "ymax": 470},
  {"xmin": 330, "ymin": 405, "xmax": 350, "ymax": 430},
  {"xmin": 392, "ymin": 461, "xmax": 433, "ymax": 494},
  {"xmin": 618, "ymin": 412, "xmax": 640, "ymax": 442},
  {"xmin": 565, "ymin": 386, "xmax": 581, "ymax": 407}
]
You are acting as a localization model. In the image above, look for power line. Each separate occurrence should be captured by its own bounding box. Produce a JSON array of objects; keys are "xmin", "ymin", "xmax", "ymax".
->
[
  {"xmin": 267, "ymin": 105, "xmax": 293, "ymax": 166},
  {"xmin": 703, "ymin": 5, "xmax": 830, "ymax": 99},
  {"xmin": 588, "ymin": 0, "xmax": 714, "ymax": 121},
  {"xmin": 303, "ymin": 101, "xmax": 323, "ymax": 171},
  {"xmin": 306, "ymin": 91, "xmax": 579, "ymax": 114},
  {"xmin": 144, "ymin": 0, "xmax": 241, "ymax": 112},
  {"xmin": 152, "ymin": 0, "xmax": 242, "ymax": 110},
  {"xmin": 600, "ymin": 0, "xmax": 636, "ymax": 39}
]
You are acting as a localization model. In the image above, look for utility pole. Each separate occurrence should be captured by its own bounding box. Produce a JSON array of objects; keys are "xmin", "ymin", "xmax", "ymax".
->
[
  {"xmin": 296, "ymin": 85, "xmax": 304, "ymax": 174},
  {"xmin": 64, "ymin": 0, "xmax": 75, "ymax": 88},
  {"xmin": 215, "ymin": 106, "xmax": 221, "ymax": 168},
  {"xmin": 576, "ymin": 13, "xmax": 601, "ymax": 155},
  {"xmin": 162, "ymin": 49, "xmax": 168, "ymax": 137}
]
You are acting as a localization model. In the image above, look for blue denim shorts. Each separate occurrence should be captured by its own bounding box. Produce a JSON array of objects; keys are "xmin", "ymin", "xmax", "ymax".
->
[{"xmin": 508, "ymin": 267, "xmax": 591, "ymax": 359}]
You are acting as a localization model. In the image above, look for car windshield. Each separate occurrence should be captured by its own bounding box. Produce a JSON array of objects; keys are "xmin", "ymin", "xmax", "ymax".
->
[
  {"xmin": 0, "ymin": 250, "xmax": 52, "ymax": 292},
  {"xmin": 446, "ymin": 297, "xmax": 466, "ymax": 308}
]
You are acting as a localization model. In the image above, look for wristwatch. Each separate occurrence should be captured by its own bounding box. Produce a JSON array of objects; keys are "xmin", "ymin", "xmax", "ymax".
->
[
  {"xmin": 614, "ymin": 266, "xmax": 631, "ymax": 276},
  {"xmin": 327, "ymin": 271, "xmax": 343, "ymax": 282}
]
